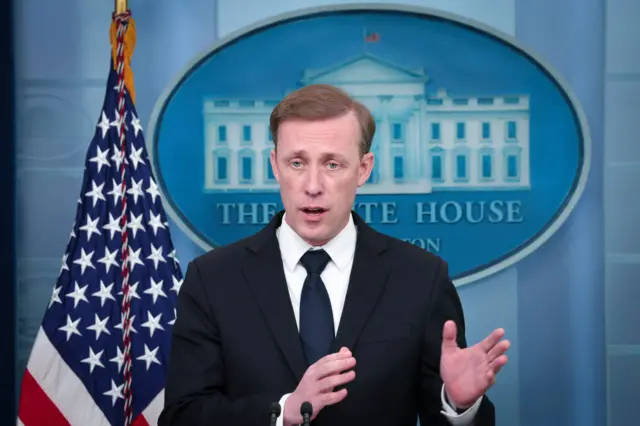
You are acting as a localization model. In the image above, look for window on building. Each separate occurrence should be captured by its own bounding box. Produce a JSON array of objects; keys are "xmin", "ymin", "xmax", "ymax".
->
[
  {"xmin": 394, "ymin": 156, "xmax": 403, "ymax": 179},
  {"xmin": 456, "ymin": 122, "xmax": 465, "ymax": 140},
  {"xmin": 507, "ymin": 154, "xmax": 518, "ymax": 178},
  {"xmin": 456, "ymin": 154, "xmax": 467, "ymax": 179},
  {"xmin": 392, "ymin": 123, "xmax": 402, "ymax": 141},
  {"xmin": 432, "ymin": 155, "xmax": 442, "ymax": 180},
  {"xmin": 482, "ymin": 154, "xmax": 492, "ymax": 178},
  {"xmin": 216, "ymin": 156, "xmax": 227, "ymax": 181},
  {"xmin": 243, "ymin": 125, "xmax": 252, "ymax": 142},
  {"xmin": 482, "ymin": 122, "xmax": 491, "ymax": 139},
  {"xmin": 218, "ymin": 125, "xmax": 227, "ymax": 143},
  {"xmin": 506, "ymin": 121, "xmax": 517, "ymax": 140},
  {"xmin": 431, "ymin": 123, "xmax": 440, "ymax": 140},
  {"xmin": 241, "ymin": 157, "xmax": 252, "ymax": 181}
]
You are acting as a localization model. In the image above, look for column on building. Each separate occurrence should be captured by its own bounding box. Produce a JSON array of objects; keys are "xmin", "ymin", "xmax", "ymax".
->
[
  {"xmin": 414, "ymin": 95, "xmax": 426, "ymax": 181},
  {"xmin": 378, "ymin": 95, "xmax": 392, "ymax": 184}
]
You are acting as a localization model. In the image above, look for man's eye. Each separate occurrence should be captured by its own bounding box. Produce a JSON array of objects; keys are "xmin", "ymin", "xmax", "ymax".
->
[
  {"xmin": 291, "ymin": 161, "xmax": 302, "ymax": 168},
  {"xmin": 327, "ymin": 163, "xmax": 339, "ymax": 169}
]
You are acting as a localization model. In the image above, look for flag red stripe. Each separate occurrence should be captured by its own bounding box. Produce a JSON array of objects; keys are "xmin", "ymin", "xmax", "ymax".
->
[
  {"xmin": 132, "ymin": 414, "xmax": 150, "ymax": 426},
  {"xmin": 18, "ymin": 369, "xmax": 70, "ymax": 426}
]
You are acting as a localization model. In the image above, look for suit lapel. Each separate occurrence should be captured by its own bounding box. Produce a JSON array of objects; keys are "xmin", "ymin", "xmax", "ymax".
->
[
  {"xmin": 332, "ymin": 213, "xmax": 391, "ymax": 352},
  {"xmin": 241, "ymin": 214, "xmax": 307, "ymax": 383}
]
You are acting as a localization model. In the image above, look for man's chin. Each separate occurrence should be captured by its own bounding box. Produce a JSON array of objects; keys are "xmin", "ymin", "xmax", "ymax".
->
[{"xmin": 298, "ymin": 226, "xmax": 331, "ymax": 247}]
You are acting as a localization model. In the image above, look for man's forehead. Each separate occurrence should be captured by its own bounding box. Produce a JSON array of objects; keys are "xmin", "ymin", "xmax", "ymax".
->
[{"xmin": 279, "ymin": 114, "xmax": 361, "ymax": 142}]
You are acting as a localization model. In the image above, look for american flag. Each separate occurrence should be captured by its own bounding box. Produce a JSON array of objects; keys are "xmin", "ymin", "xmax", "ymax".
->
[{"xmin": 17, "ymin": 12, "xmax": 182, "ymax": 426}]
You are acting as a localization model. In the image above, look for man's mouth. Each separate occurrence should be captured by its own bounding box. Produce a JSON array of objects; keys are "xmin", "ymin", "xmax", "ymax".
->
[{"xmin": 301, "ymin": 207, "xmax": 327, "ymax": 216}]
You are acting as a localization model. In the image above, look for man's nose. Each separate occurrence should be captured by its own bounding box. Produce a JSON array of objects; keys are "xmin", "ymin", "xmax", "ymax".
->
[{"xmin": 304, "ymin": 168, "xmax": 323, "ymax": 196}]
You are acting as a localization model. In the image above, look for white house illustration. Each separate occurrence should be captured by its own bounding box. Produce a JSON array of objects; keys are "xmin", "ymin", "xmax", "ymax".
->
[{"xmin": 202, "ymin": 54, "xmax": 530, "ymax": 194}]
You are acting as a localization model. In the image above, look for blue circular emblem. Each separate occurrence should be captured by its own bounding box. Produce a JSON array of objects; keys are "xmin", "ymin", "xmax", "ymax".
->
[{"xmin": 148, "ymin": 4, "xmax": 590, "ymax": 286}]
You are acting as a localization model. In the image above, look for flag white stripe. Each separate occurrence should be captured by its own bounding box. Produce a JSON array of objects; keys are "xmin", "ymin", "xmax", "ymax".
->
[
  {"xmin": 26, "ymin": 327, "xmax": 111, "ymax": 426},
  {"xmin": 142, "ymin": 389, "xmax": 164, "ymax": 424}
]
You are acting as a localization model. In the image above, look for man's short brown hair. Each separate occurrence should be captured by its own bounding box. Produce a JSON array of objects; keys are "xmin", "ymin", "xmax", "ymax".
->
[{"xmin": 269, "ymin": 84, "xmax": 376, "ymax": 157}]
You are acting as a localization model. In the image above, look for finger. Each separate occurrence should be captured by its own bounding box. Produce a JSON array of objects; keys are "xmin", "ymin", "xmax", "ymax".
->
[
  {"xmin": 487, "ymin": 339, "xmax": 510, "ymax": 362},
  {"xmin": 320, "ymin": 387, "xmax": 348, "ymax": 407},
  {"xmin": 442, "ymin": 320, "xmax": 458, "ymax": 347},
  {"xmin": 310, "ymin": 350, "xmax": 352, "ymax": 375},
  {"xmin": 316, "ymin": 349, "xmax": 352, "ymax": 365},
  {"xmin": 312, "ymin": 356, "xmax": 357, "ymax": 380},
  {"xmin": 485, "ymin": 370, "xmax": 497, "ymax": 387},
  {"xmin": 478, "ymin": 328, "xmax": 505, "ymax": 353},
  {"xmin": 317, "ymin": 369, "xmax": 356, "ymax": 393},
  {"xmin": 489, "ymin": 354, "xmax": 508, "ymax": 374}
]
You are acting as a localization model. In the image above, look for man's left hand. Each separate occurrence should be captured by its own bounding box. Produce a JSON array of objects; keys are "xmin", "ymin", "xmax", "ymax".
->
[{"xmin": 440, "ymin": 320, "xmax": 510, "ymax": 409}]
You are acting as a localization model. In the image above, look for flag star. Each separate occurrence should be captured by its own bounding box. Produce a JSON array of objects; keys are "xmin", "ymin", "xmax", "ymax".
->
[
  {"xmin": 66, "ymin": 281, "xmax": 89, "ymax": 308},
  {"xmin": 97, "ymin": 111, "xmax": 111, "ymax": 138},
  {"xmin": 168, "ymin": 249, "xmax": 180, "ymax": 265},
  {"xmin": 85, "ymin": 180, "xmax": 106, "ymax": 208},
  {"xmin": 73, "ymin": 248, "xmax": 96, "ymax": 275},
  {"xmin": 144, "ymin": 278, "xmax": 167, "ymax": 304},
  {"xmin": 118, "ymin": 281, "xmax": 141, "ymax": 301},
  {"xmin": 115, "ymin": 313, "xmax": 137, "ymax": 334},
  {"xmin": 111, "ymin": 145, "xmax": 125, "ymax": 170},
  {"xmin": 171, "ymin": 276, "xmax": 183, "ymax": 294},
  {"xmin": 130, "ymin": 112, "xmax": 143, "ymax": 137},
  {"xmin": 129, "ymin": 145, "xmax": 145, "ymax": 170},
  {"xmin": 141, "ymin": 311, "xmax": 165, "ymax": 338},
  {"xmin": 126, "ymin": 178, "xmax": 144, "ymax": 204},
  {"xmin": 103, "ymin": 379, "xmax": 124, "ymax": 407},
  {"xmin": 110, "ymin": 109, "xmax": 127, "ymax": 137},
  {"xmin": 136, "ymin": 344, "xmax": 162, "ymax": 371},
  {"xmin": 98, "ymin": 247, "xmax": 119, "ymax": 274},
  {"xmin": 92, "ymin": 280, "xmax": 116, "ymax": 307},
  {"xmin": 127, "ymin": 248, "xmax": 145, "ymax": 272},
  {"xmin": 147, "ymin": 178, "xmax": 160, "ymax": 203},
  {"xmin": 86, "ymin": 313, "xmax": 112, "ymax": 341},
  {"xmin": 103, "ymin": 213, "xmax": 122, "ymax": 240},
  {"xmin": 78, "ymin": 214, "xmax": 102, "ymax": 241},
  {"xmin": 69, "ymin": 228, "xmax": 76, "ymax": 242},
  {"xmin": 88, "ymin": 145, "xmax": 111, "ymax": 173},
  {"xmin": 58, "ymin": 314, "xmax": 82, "ymax": 341},
  {"xmin": 81, "ymin": 347, "xmax": 105, "ymax": 374},
  {"xmin": 148, "ymin": 212, "xmax": 166, "ymax": 236},
  {"xmin": 127, "ymin": 213, "xmax": 145, "ymax": 238},
  {"xmin": 147, "ymin": 244, "xmax": 166, "ymax": 270},
  {"xmin": 168, "ymin": 308, "xmax": 177, "ymax": 326},
  {"xmin": 49, "ymin": 285, "xmax": 62, "ymax": 308},
  {"xmin": 112, "ymin": 83, "xmax": 127, "ymax": 94},
  {"xmin": 60, "ymin": 253, "xmax": 69, "ymax": 274},
  {"xmin": 107, "ymin": 178, "xmax": 123, "ymax": 204},
  {"xmin": 110, "ymin": 346, "xmax": 125, "ymax": 373}
]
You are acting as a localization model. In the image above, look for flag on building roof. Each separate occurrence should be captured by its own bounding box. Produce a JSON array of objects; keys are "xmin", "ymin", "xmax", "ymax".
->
[
  {"xmin": 17, "ymin": 10, "xmax": 182, "ymax": 426},
  {"xmin": 364, "ymin": 28, "xmax": 380, "ymax": 43}
]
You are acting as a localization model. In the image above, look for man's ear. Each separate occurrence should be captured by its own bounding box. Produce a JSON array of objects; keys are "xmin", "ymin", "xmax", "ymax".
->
[
  {"xmin": 357, "ymin": 152, "xmax": 374, "ymax": 187},
  {"xmin": 269, "ymin": 148, "xmax": 280, "ymax": 182}
]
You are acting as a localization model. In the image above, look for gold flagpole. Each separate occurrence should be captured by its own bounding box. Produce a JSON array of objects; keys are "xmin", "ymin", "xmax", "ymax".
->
[{"xmin": 115, "ymin": 0, "xmax": 128, "ymax": 14}]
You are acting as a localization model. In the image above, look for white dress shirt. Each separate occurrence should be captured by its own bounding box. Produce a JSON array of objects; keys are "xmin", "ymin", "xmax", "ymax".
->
[{"xmin": 274, "ymin": 213, "xmax": 481, "ymax": 425}]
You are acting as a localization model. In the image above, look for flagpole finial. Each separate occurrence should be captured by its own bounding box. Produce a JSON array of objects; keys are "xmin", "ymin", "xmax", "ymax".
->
[{"xmin": 115, "ymin": 0, "xmax": 128, "ymax": 14}]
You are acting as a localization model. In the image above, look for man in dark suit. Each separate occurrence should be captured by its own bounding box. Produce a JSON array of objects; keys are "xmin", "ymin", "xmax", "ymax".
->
[{"xmin": 159, "ymin": 84, "xmax": 509, "ymax": 426}]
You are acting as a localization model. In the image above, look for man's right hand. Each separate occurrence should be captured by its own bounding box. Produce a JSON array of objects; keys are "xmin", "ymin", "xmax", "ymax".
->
[{"xmin": 283, "ymin": 347, "xmax": 356, "ymax": 426}]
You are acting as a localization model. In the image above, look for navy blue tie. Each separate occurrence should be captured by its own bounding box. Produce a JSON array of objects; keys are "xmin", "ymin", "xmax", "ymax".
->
[{"xmin": 299, "ymin": 249, "xmax": 334, "ymax": 366}]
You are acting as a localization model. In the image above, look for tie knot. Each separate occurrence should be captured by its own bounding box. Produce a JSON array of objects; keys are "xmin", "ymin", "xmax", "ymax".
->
[{"xmin": 300, "ymin": 249, "xmax": 331, "ymax": 275}]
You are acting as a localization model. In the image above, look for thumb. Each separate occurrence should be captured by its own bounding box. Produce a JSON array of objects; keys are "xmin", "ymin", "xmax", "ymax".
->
[{"xmin": 442, "ymin": 320, "xmax": 458, "ymax": 349}]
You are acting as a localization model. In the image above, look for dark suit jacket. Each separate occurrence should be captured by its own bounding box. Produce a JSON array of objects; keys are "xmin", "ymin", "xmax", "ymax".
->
[{"xmin": 159, "ymin": 211, "xmax": 495, "ymax": 426}]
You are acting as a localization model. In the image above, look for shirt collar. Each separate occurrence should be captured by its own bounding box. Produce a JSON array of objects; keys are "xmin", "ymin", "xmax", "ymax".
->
[{"xmin": 276, "ymin": 212, "xmax": 357, "ymax": 273}]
